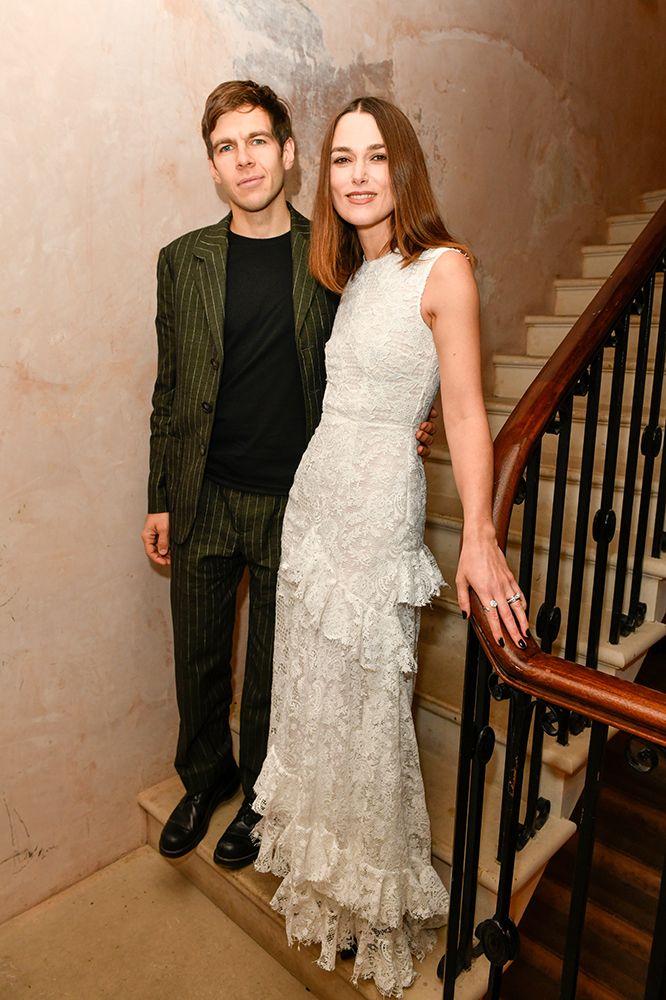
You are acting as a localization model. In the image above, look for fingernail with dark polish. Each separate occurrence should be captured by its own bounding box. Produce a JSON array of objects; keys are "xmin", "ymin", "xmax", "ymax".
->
[
  {"xmin": 525, "ymin": 629, "xmax": 531, "ymax": 639},
  {"xmin": 518, "ymin": 639, "xmax": 527, "ymax": 650},
  {"xmin": 498, "ymin": 637, "xmax": 505, "ymax": 648},
  {"xmin": 461, "ymin": 611, "xmax": 467, "ymax": 620}
]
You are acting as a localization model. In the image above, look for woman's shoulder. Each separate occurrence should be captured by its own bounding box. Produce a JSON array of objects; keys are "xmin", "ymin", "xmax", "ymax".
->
[{"xmin": 418, "ymin": 245, "xmax": 469, "ymax": 263}]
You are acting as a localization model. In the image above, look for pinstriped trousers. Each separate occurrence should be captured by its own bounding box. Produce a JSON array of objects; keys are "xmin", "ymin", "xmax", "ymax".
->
[{"xmin": 170, "ymin": 476, "xmax": 287, "ymax": 798}]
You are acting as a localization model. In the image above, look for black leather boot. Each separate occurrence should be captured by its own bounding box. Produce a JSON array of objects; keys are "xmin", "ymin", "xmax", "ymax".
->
[
  {"xmin": 159, "ymin": 767, "xmax": 240, "ymax": 859},
  {"xmin": 213, "ymin": 796, "xmax": 261, "ymax": 868}
]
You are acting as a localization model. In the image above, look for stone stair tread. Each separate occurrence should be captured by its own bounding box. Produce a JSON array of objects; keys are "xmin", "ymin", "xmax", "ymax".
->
[
  {"xmin": 419, "ymin": 747, "xmax": 576, "ymax": 896},
  {"xmin": 606, "ymin": 212, "xmax": 653, "ymax": 224},
  {"xmin": 581, "ymin": 242, "xmax": 632, "ymax": 254},
  {"xmin": 138, "ymin": 779, "xmax": 490, "ymax": 1000}
]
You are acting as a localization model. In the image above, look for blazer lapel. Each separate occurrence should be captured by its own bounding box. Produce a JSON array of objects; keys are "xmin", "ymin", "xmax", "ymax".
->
[
  {"xmin": 193, "ymin": 214, "xmax": 231, "ymax": 358},
  {"xmin": 290, "ymin": 208, "xmax": 317, "ymax": 341}
]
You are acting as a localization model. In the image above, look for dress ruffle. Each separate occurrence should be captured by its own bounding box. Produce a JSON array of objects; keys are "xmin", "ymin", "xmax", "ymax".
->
[
  {"xmin": 253, "ymin": 746, "xmax": 448, "ymax": 998},
  {"xmin": 278, "ymin": 527, "xmax": 445, "ymax": 675}
]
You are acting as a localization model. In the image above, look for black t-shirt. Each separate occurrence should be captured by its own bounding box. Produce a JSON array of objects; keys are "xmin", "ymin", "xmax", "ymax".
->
[{"xmin": 204, "ymin": 229, "xmax": 306, "ymax": 495}]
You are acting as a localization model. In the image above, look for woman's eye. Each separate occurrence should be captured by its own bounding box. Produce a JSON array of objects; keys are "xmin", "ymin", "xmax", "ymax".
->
[
  {"xmin": 332, "ymin": 156, "xmax": 350, "ymax": 164},
  {"xmin": 371, "ymin": 153, "xmax": 387, "ymax": 161}
]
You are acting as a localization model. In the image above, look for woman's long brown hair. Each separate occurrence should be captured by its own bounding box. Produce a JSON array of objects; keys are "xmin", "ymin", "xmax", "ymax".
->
[{"xmin": 309, "ymin": 96, "xmax": 471, "ymax": 293}]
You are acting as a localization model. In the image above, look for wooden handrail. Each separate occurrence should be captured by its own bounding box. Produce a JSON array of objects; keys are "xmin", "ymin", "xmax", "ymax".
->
[{"xmin": 473, "ymin": 199, "xmax": 666, "ymax": 746}]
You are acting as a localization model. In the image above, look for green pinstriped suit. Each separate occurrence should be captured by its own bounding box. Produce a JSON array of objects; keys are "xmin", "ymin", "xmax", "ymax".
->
[{"xmin": 148, "ymin": 205, "xmax": 338, "ymax": 796}]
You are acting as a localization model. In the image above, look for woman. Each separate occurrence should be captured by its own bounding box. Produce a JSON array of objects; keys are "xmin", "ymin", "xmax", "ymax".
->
[{"xmin": 253, "ymin": 97, "xmax": 528, "ymax": 997}]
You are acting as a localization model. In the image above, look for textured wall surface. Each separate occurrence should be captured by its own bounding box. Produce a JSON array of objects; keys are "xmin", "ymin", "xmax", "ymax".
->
[{"xmin": 2, "ymin": 0, "xmax": 665, "ymax": 922}]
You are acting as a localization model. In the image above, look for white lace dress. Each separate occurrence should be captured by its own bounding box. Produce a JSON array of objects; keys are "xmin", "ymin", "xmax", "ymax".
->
[{"xmin": 253, "ymin": 248, "xmax": 455, "ymax": 997}]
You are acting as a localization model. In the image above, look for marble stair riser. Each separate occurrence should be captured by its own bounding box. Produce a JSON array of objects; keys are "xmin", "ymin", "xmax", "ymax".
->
[
  {"xmin": 414, "ymin": 697, "xmax": 587, "ymax": 821},
  {"xmin": 526, "ymin": 315, "xmax": 662, "ymax": 361},
  {"xmin": 426, "ymin": 455, "xmax": 661, "ymax": 554},
  {"xmin": 640, "ymin": 191, "xmax": 666, "ymax": 213},
  {"xmin": 581, "ymin": 244, "xmax": 632, "ymax": 279},
  {"xmin": 554, "ymin": 274, "xmax": 662, "ymax": 316},
  {"xmin": 485, "ymin": 404, "xmax": 660, "ymax": 480},
  {"xmin": 607, "ymin": 213, "xmax": 653, "ymax": 244},
  {"xmin": 493, "ymin": 351, "xmax": 665, "ymax": 402}
]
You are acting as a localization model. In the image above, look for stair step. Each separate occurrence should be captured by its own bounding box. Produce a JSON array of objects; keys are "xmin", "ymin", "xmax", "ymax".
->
[
  {"xmin": 424, "ymin": 510, "xmax": 666, "ymax": 629},
  {"xmin": 507, "ymin": 936, "xmax": 629, "ymax": 1000},
  {"xmin": 607, "ymin": 213, "xmax": 653, "ymax": 244},
  {"xmin": 525, "ymin": 313, "xmax": 661, "ymax": 360},
  {"xmin": 553, "ymin": 274, "xmax": 662, "ymax": 314},
  {"xmin": 139, "ymin": 764, "xmax": 575, "ymax": 1000},
  {"xmin": 581, "ymin": 243, "xmax": 631, "ymax": 279},
  {"xmin": 426, "ymin": 449, "xmax": 661, "ymax": 558},
  {"xmin": 493, "ymin": 350, "xmax": 665, "ymax": 402},
  {"xmin": 640, "ymin": 190, "xmax": 666, "ymax": 213}
]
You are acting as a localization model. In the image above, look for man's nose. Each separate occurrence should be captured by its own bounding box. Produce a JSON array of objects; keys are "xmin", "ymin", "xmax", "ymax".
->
[{"xmin": 237, "ymin": 143, "xmax": 255, "ymax": 167}]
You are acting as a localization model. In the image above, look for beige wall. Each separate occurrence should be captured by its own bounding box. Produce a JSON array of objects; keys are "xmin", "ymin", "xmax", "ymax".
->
[{"xmin": 2, "ymin": 0, "xmax": 664, "ymax": 922}]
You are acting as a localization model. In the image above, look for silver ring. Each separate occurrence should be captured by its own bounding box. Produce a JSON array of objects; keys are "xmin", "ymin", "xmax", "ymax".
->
[
  {"xmin": 483, "ymin": 599, "xmax": 499, "ymax": 612},
  {"xmin": 506, "ymin": 593, "xmax": 521, "ymax": 606}
]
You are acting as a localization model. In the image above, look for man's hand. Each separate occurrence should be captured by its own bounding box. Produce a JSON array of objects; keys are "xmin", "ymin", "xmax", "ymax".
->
[
  {"xmin": 416, "ymin": 405, "xmax": 438, "ymax": 458},
  {"xmin": 142, "ymin": 512, "xmax": 171, "ymax": 566}
]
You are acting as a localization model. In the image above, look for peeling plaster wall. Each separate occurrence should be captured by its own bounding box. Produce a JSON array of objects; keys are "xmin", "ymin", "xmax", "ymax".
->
[{"xmin": 2, "ymin": 0, "xmax": 664, "ymax": 921}]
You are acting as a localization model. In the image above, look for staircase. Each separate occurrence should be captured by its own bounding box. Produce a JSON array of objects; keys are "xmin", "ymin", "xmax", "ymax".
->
[
  {"xmin": 139, "ymin": 187, "xmax": 666, "ymax": 999},
  {"xmin": 500, "ymin": 640, "xmax": 666, "ymax": 999}
]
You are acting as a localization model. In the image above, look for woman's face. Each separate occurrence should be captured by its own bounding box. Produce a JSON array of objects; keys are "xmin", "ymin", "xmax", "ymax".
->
[{"xmin": 329, "ymin": 111, "xmax": 394, "ymax": 247}]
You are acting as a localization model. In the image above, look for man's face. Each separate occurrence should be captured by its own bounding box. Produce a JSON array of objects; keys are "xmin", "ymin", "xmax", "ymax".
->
[{"xmin": 207, "ymin": 105, "xmax": 294, "ymax": 215}]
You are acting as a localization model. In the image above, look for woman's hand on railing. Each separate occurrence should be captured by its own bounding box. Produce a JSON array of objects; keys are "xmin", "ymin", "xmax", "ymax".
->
[{"xmin": 456, "ymin": 531, "xmax": 529, "ymax": 649}]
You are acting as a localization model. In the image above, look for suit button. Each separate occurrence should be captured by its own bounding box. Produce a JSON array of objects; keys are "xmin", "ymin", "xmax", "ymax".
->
[
  {"xmin": 200, "ymin": 444, "xmax": 206, "ymax": 456},
  {"xmin": 210, "ymin": 358, "xmax": 219, "ymax": 370},
  {"xmin": 202, "ymin": 401, "xmax": 213, "ymax": 413}
]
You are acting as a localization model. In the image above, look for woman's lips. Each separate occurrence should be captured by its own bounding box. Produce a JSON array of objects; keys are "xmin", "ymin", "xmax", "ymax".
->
[{"xmin": 346, "ymin": 192, "xmax": 377, "ymax": 203}]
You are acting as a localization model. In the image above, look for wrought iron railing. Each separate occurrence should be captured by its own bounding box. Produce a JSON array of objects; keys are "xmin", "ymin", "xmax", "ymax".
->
[{"xmin": 441, "ymin": 199, "xmax": 666, "ymax": 999}]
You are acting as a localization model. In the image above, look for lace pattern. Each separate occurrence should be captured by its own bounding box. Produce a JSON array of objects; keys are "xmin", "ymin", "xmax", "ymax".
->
[{"xmin": 254, "ymin": 249, "xmax": 457, "ymax": 996}]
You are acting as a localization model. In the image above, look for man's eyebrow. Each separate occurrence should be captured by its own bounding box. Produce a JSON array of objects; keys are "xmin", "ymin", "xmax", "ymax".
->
[
  {"xmin": 330, "ymin": 143, "xmax": 386, "ymax": 153},
  {"xmin": 214, "ymin": 130, "xmax": 273, "ymax": 146}
]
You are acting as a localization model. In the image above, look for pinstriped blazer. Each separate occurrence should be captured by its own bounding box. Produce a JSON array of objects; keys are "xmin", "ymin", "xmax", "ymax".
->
[{"xmin": 148, "ymin": 204, "xmax": 339, "ymax": 544}]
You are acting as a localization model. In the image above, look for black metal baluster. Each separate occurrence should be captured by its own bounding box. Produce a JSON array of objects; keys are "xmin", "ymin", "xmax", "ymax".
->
[
  {"xmin": 626, "ymin": 274, "xmax": 666, "ymax": 628},
  {"xmin": 536, "ymin": 399, "xmax": 573, "ymax": 746},
  {"xmin": 652, "ymin": 420, "xmax": 666, "ymax": 558},
  {"xmin": 517, "ymin": 442, "xmax": 542, "ymax": 613},
  {"xmin": 565, "ymin": 355, "xmax": 603, "ymax": 662},
  {"xmin": 441, "ymin": 628, "xmax": 487, "ymax": 999},
  {"xmin": 514, "ymin": 443, "xmax": 551, "ymax": 846},
  {"xmin": 644, "ymin": 849, "xmax": 666, "ymax": 1000},
  {"xmin": 586, "ymin": 314, "xmax": 630, "ymax": 666},
  {"xmin": 610, "ymin": 274, "xmax": 656, "ymax": 643},
  {"xmin": 478, "ymin": 690, "xmax": 534, "ymax": 1000},
  {"xmin": 559, "ymin": 720, "xmax": 609, "ymax": 999},
  {"xmin": 457, "ymin": 647, "xmax": 495, "ymax": 970}
]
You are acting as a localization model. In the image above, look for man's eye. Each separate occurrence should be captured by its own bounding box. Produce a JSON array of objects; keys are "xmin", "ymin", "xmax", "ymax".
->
[
  {"xmin": 251, "ymin": 138, "xmax": 266, "ymax": 145},
  {"xmin": 217, "ymin": 145, "xmax": 233, "ymax": 154}
]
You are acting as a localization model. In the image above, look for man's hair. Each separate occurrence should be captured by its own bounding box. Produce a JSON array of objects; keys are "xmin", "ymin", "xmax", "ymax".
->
[
  {"xmin": 201, "ymin": 80, "xmax": 292, "ymax": 157},
  {"xmin": 309, "ymin": 96, "xmax": 471, "ymax": 293}
]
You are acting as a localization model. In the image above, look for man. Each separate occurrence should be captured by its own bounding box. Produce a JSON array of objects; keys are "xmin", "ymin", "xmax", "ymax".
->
[{"xmin": 141, "ymin": 81, "xmax": 434, "ymax": 869}]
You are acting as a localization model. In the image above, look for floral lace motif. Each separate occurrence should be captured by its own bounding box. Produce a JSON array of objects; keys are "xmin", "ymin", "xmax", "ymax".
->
[{"xmin": 254, "ymin": 249, "xmax": 458, "ymax": 997}]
